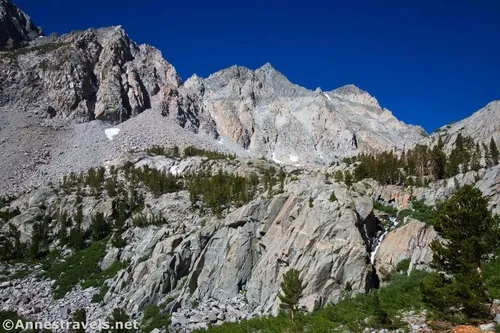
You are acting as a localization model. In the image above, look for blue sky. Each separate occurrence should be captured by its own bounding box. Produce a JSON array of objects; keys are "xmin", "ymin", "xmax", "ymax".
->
[{"xmin": 15, "ymin": 0, "xmax": 500, "ymax": 133}]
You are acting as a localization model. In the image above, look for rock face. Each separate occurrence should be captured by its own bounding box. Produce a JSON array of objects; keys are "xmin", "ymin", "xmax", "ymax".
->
[
  {"xmin": 98, "ymin": 165, "xmax": 372, "ymax": 317},
  {"xmin": 0, "ymin": 26, "xmax": 185, "ymax": 123},
  {"xmin": 184, "ymin": 64, "xmax": 426, "ymax": 164},
  {"xmin": 374, "ymin": 219, "xmax": 438, "ymax": 280},
  {"xmin": 0, "ymin": 0, "xmax": 43, "ymax": 51}
]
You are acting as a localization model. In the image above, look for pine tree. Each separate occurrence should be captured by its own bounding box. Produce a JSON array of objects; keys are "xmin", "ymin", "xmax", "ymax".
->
[
  {"xmin": 70, "ymin": 308, "xmax": 86, "ymax": 333},
  {"xmin": 490, "ymin": 138, "xmax": 499, "ymax": 166},
  {"xmin": 431, "ymin": 137, "xmax": 447, "ymax": 180},
  {"xmin": 422, "ymin": 185, "xmax": 500, "ymax": 321},
  {"xmin": 344, "ymin": 171, "xmax": 353, "ymax": 187},
  {"xmin": 91, "ymin": 212, "xmax": 111, "ymax": 241},
  {"xmin": 29, "ymin": 220, "xmax": 50, "ymax": 259},
  {"xmin": 278, "ymin": 269, "xmax": 307, "ymax": 322}
]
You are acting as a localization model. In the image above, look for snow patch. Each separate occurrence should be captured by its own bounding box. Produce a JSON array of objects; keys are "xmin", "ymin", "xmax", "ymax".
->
[
  {"xmin": 289, "ymin": 155, "xmax": 298, "ymax": 163},
  {"xmin": 104, "ymin": 128, "xmax": 120, "ymax": 141},
  {"xmin": 218, "ymin": 137, "xmax": 224, "ymax": 145},
  {"xmin": 323, "ymin": 93, "xmax": 332, "ymax": 102}
]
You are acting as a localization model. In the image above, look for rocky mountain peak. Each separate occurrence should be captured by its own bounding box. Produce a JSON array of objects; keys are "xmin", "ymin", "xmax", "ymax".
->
[
  {"xmin": 328, "ymin": 84, "xmax": 382, "ymax": 109},
  {"xmin": 0, "ymin": 0, "xmax": 43, "ymax": 51}
]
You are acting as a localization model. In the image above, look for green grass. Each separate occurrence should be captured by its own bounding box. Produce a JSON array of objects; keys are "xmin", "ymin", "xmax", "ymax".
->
[
  {"xmin": 195, "ymin": 270, "xmax": 430, "ymax": 333},
  {"xmin": 40, "ymin": 240, "xmax": 128, "ymax": 299}
]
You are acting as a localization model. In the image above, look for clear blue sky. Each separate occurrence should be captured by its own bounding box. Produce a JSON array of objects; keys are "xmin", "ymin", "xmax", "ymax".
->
[{"xmin": 15, "ymin": 0, "xmax": 500, "ymax": 133}]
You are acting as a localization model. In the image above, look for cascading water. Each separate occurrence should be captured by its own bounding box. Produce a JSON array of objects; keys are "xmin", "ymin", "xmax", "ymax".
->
[{"xmin": 370, "ymin": 216, "xmax": 399, "ymax": 265}]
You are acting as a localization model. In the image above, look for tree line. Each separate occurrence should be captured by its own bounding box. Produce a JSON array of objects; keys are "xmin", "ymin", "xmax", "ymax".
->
[{"xmin": 352, "ymin": 135, "xmax": 499, "ymax": 186}]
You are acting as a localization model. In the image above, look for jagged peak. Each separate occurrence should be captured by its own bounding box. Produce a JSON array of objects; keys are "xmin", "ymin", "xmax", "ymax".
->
[
  {"xmin": 328, "ymin": 84, "xmax": 381, "ymax": 109},
  {"xmin": 0, "ymin": 0, "xmax": 44, "ymax": 50}
]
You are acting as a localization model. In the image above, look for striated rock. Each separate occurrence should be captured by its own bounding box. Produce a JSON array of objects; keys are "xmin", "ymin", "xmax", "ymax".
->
[
  {"xmin": 375, "ymin": 219, "xmax": 438, "ymax": 280},
  {"xmin": 183, "ymin": 64, "xmax": 425, "ymax": 164},
  {"xmin": 184, "ymin": 63, "xmax": 426, "ymax": 164},
  {"xmin": 0, "ymin": 0, "xmax": 43, "ymax": 51}
]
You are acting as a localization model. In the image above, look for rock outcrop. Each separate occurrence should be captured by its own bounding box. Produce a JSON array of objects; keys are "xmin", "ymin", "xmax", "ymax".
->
[
  {"xmin": 0, "ymin": 26, "xmax": 183, "ymax": 123},
  {"xmin": 0, "ymin": 0, "xmax": 43, "ymax": 51},
  {"xmin": 374, "ymin": 219, "xmax": 438, "ymax": 280}
]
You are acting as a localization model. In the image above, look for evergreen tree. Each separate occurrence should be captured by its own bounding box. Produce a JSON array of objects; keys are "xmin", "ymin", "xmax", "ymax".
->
[
  {"xmin": 344, "ymin": 171, "xmax": 353, "ymax": 187},
  {"xmin": 70, "ymin": 308, "xmax": 87, "ymax": 333},
  {"xmin": 490, "ymin": 138, "xmax": 499, "ymax": 166},
  {"xmin": 0, "ymin": 223, "xmax": 25, "ymax": 261},
  {"xmin": 91, "ymin": 212, "xmax": 111, "ymax": 241},
  {"xmin": 278, "ymin": 269, "xmax": 307, "ymax": 322},
  {"xmin": 431, "ymin": 137, "xmax": 447, "ymax": 180},
  {"xmin": 29, "ymin": 219, "xmax": 50, "ymax": 259},
  {"xmin": 422, "ymin": 185, "xmax": 500, "ymax": 321},
  {"xmin": 68, "ymin": 222, "xmax": 85, "ymax": 250}
]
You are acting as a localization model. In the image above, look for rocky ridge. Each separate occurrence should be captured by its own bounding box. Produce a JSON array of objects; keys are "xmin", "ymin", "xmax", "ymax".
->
[
  {"xmin": 184, "ymin": 64, "xmax": 427, "ymax": 164},
  {"xmin": 0, "ymin": 0, "xmax": 43, "ymax": 51}
]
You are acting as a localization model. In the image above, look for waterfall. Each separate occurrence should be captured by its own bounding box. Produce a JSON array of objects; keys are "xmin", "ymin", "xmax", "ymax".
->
[{"xmin": 370, "ymin": 216, "xmax": 398, "ymax": 265}]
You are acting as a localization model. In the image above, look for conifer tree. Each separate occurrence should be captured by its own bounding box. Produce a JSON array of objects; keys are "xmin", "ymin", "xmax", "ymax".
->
[
  {"xmin": 422, "ymin": 185, "xmax": 500, "ymax": 321},
  {"xmin": 344, "ymin": 171, "xmax": 353, "ymax": 187},
  {"xmin": 490, "ymin": 138, "xmax": 499, "ymax": 166},
  {"xmin": 91, "ymin": 212, "xmax": 111, "ymax": 241},
  {"xmin": 278, "ymin": 269, "xmax": 307, "ymax": 322},
  {"xmin": 70, "ymin": 308, "xmax": 87, "ymax": 333}
]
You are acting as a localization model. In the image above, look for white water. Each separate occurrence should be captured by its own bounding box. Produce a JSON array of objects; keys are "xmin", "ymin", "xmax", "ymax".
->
[{"xmin": 370, "ymin": 216, "xmax": 398, "ymax": 265}]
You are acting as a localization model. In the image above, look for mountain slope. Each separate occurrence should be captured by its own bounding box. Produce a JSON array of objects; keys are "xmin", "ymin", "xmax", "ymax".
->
[
  {"xmin": 419, "ymin": 100, "xmax": 500, "ymax": 151},
  {"xmin": 184, "ymin": 63, "xmax": 426, "ymax": 164},
  {"xmin": 0, "ymin": 0, "xmax": 43, "ymax": 51}
]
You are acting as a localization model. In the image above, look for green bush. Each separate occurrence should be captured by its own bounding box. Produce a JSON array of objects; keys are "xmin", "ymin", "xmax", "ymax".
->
[
  {"xmin": 140, "ymin": 304, "xmax": 171, "ymax": 333},
  {"xmin": 484, "ymin": 251, "xmax": 500, "ymax": 299},
  {"xmin": 373, "ymin": 201, "xmax": 398, "ymax": 215},
  {"xmin": 395, "ymin": 258, "xmax": 411, "ymax": 273},
  {"xmin": 41, "ymin": 240, "xmax": 127, "ymax": 299},
  {"xmin": 397, "ymin": 199, "xmax": 436, "ymax": 224},
  {"xmin": 91, "ymin": 285, "xmax": 109, "ymax": 303},
  {"xmin": 329, "ymin": 192, "xmax": 337, "ymax": 202}
]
